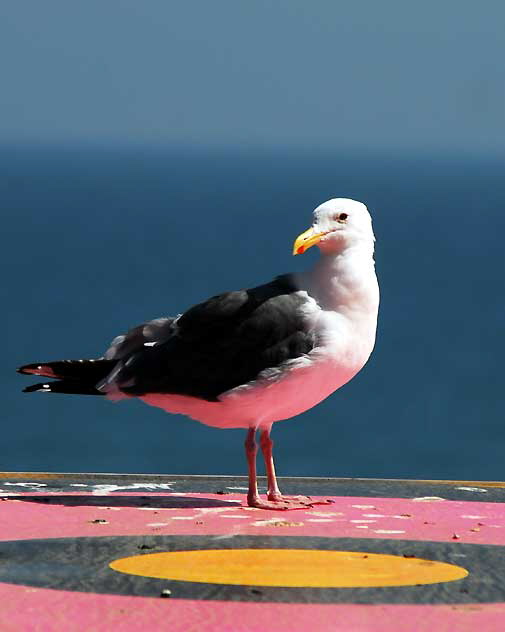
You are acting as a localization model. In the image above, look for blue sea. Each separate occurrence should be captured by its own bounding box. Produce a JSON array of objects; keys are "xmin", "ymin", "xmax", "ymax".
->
[{"xmin": 2, "ymin": 144, "xmax": 504, "ymax": 480}]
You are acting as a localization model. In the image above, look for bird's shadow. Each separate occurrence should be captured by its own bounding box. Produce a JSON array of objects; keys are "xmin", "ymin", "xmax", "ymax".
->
[{"xmin": 9, "ymin": 495, "xmax": 241, "ymax": 509}]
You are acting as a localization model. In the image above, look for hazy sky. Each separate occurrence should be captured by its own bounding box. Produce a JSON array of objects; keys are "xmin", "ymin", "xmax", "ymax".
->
[{"xmin": 1, "ymin": 1, "xmax": 504, "ymax": 153}]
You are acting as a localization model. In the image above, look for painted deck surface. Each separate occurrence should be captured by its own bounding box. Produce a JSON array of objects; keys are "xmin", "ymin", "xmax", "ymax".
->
[{"xmin": 1, "ymin": 473, "xmax": 505, "ymax": 631}]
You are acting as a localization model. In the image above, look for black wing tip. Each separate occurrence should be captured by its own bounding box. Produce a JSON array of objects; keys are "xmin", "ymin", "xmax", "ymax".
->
[
  {"xmin": 22, "ymin": 383, "xmax": 52, "ymax": 393},
  {"xmin": 17, "ymin": 363, "xmax": 58, "ymax": 377},
  {"xmin": 17, "ymin": 363, "xmax": 40, "ymax": 375},
  {"xmin": 22, "ymin": 380, "xmax": 105, "ymax": 396}
]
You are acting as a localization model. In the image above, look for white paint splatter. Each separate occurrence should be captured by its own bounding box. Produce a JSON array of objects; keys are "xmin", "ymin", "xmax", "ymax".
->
[
  {"xmin": 195, "ymin": 506, "xmax": 241, "ymax": 514},
  {"xmin": 251, "ymin": 518, "xmax": 289, "ymax": 527},
  {"xmin": 350, "ymin": 519, "xmax": 377, "ymax": 523},
  {"xmin": 412, "ymin": 496, "xmax": 445, "ymax": 502},
  {"xmin": 455, "ymin": 487, "xmax": 488, "ymax": 493},
  {"xmin": 220, "ymin": 515, "xmax": 250, "ymax": 519},
  {"xmin": 460, "ymin": 515, "xmax": 486, "ymax": 519},
  {"xmin": 363, "ymin": 514, "xmax": 386, "ymax": 518},
  {"xmin": 4, "ymin": 482, "xmax": 47, "ymax": 487},
  {"xmin": 351, "ymin": 505, "xmax": 376, "ymax": 509},
  {"xmin": 91, "ymin": 483, "xmax": 174, "ymax": 495},
  {"xmin": 373, "ymin": 529, "xmax": 406, "ymax": 534},
  {"xmin": 137, "ymin": 507, "xmax": 166, "ymax": 511}
]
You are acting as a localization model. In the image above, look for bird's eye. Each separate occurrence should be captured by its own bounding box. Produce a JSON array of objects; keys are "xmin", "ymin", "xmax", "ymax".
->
[{"xmin": 335, "ymin": 213, "xmax": 348, "ymax": 221}]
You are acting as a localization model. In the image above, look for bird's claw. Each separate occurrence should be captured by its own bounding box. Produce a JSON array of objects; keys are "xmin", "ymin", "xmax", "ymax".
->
[
  {"xmin": 247, "ymin": 497, "xmax": 309, "ymax": 510},
  {"xmin": 247, "ymin": 494, "xmax": 334, "ymax": 510}
]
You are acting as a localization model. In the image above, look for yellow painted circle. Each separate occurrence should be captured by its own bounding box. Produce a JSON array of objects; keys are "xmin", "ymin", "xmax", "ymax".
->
[{"xmin": 110, "ymin": 549, "xmax": 468, "ymax": 588}]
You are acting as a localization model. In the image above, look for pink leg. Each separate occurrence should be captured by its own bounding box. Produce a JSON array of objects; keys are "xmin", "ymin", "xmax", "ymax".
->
[
  {"xmin": 244, "ymin": 428, "xmax": 332, "ymax": 510},
  {"xmin": 259, "ymin": 428, "xmax": 333, "ymax": 508},
  {"xmin": 245, "ymin": 428, "xmax": 260, "ymax": 506},
  {"xmin": 259, "ymin": 429, "xmax": 283, "ymax": 500},
  {"xmin": 244, "ymin": 428, "xmax": 301, "ymax": 510}
]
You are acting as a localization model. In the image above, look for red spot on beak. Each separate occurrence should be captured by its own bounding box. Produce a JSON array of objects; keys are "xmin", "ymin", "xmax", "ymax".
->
[{"xmin": 297, "ymin": 246, "xmax": 305, "ymax": 254}]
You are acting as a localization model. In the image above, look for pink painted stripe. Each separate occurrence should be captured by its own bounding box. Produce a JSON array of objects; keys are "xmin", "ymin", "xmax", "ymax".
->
[
  {"xmin": 0, "ymin": 583, "xmax": 504, "ymax": 632},
  {"xmin": 1, "ymin": 493, "xmax": 505, "ymax": 630},
  {"xmin": 1, "ymin": 493, "xmax": 504, "ymax": 545}
]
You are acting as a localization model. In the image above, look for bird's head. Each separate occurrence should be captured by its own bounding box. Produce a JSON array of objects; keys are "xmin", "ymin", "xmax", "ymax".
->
[{"xmin": 293, "ymin": 198, "xmax": 375, "ymax": 256}]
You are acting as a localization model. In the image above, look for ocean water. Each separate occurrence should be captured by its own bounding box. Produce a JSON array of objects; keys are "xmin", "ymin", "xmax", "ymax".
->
[{"xmin": 2, "ymin": 145, "xmax": 504, "ymax": 480}]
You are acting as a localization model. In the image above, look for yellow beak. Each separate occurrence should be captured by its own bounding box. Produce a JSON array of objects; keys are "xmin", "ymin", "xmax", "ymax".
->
[{"xmin": 292, "ymin": 227, "xmax": 326, "ymax": 255}]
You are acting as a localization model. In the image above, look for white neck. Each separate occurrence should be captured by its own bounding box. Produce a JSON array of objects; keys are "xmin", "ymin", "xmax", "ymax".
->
[{"xmin": 298, "ymin": 241, "xmax": 379, "ymax": 316}]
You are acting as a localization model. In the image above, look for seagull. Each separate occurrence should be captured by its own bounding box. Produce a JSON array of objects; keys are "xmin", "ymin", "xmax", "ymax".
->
[{"xmin": 18, "ymin": 198, "xmax": 379, "ymax": 510}]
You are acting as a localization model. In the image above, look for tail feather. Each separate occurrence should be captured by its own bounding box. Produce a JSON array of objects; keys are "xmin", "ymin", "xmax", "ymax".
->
[
  {"xmin": 23, "ymin": 380, "xmax": 106, "ymax": 395},
  {"xmin": 18, "ymin": 358, "xmax": 117, "ymax": 395},
  {"xmin": 17, "ymin": 359, "xmax": 116, "ymax": 380}
]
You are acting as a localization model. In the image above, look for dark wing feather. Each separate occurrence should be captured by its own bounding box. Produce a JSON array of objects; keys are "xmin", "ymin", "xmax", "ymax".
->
[
  {"xmin": 104, "ymin": 317, "xmax": 177, "ymax": 360},
  {"xmin": 108, "ymin": 274, "xmax": 316, "ymax": 401}
]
